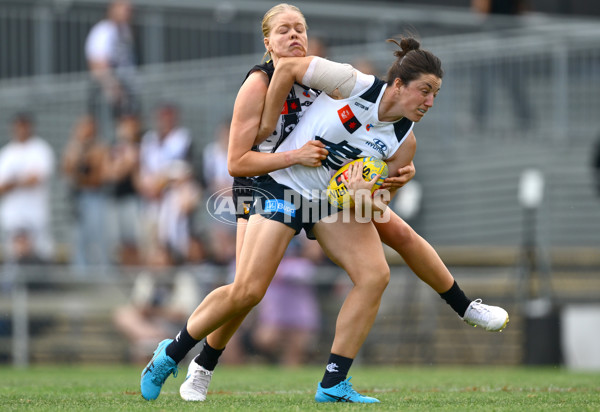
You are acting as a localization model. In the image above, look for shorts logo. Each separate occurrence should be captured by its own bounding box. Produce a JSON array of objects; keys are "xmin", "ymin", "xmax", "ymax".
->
[
  {"xmin": 264, "ymin": 199, "xmax": 296, "ymax": 217},
  {"xmin": 206, "ymin": 186, "xmax": 275, "ymax": 226},
  {"xmin": 337, "ymin": 104, "xmax": 362, "ymax": 134}
]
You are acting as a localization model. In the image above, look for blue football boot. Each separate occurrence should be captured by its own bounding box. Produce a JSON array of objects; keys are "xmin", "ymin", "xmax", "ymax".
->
[
  {"xmin": 141, "ymin": 339, "xmax": 178, "ymax": 400},
  {"xmin": 315, "ymin": 377, "xmax": 380, "ymax": 403}
]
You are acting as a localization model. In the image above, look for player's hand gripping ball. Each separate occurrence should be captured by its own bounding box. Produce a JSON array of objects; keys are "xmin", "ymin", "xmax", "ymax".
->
[{"xmin": 327, "ymin": 156, "xmax": 388, "ymax": 209}]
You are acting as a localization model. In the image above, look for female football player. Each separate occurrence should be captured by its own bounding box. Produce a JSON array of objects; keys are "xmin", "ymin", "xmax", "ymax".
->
[{"xmin": 141, "ymin": 3, "xmax": 507, "ymax": 404}]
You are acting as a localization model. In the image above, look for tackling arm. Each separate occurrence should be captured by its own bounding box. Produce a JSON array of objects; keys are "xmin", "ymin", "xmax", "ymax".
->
[
  {"xmin": 228, "ymin": 71, "xmax": 328, "ymax": 178},
  {"xmin": 257, "ymin": 56, "xmax": 358, "ymax": 140}
]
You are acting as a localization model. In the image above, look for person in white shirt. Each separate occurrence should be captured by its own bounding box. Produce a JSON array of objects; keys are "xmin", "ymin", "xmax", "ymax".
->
[
  {"xmin": 0, "ymin": 112, "xmax": 55, "ymax": 262},
  {"xmin": 85, "ymin": 0, "xmax": 138, "ymax": 139},
  {"xmin": 137, "ymin": 103, "xmax": 193, "ymax": 261}
]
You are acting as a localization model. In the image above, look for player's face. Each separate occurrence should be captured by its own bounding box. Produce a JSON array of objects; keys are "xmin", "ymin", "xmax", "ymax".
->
[
  {"xmin": 392, "ymin": 73, "xmax": 442, "ymax": 123},
  {"xmin": 265, "ymin": 11, "xmax": 308, "ymax": 60}
]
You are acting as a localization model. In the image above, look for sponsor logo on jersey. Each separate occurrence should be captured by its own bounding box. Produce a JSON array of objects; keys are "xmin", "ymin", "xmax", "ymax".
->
[
  {"xmin": 264, "ymin": 199, "xmax": 296, "ymax": 217},
  {"xmin": 303, "ymin": 90, "xmax": 311, "ymax": 98},
  {"xmin": 366, "ymin": 123, "xmax": 374, "ymax": 131},
  {"xmin": 365, "ymin": 138, "xmax": 387, "ymax": 156},
  {"xmin": 337, "ymin": 104, "xmax": 362, "ymax": 134},
  {"xmin": 354, "ymin": 101, "xmax": 369, "ymax": 110},
  {"xmin": 281, "ymin": 98, "xmax": 301, "ymax": 115},
  {"xmin": 315, "ymin": 137, "xmax": 363, "ymax": 171}
]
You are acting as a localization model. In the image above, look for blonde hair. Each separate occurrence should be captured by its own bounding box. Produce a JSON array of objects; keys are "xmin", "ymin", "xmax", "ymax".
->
[{"xmin": 261, "ymin": 3, "xmax": 307, "ymax": 62}]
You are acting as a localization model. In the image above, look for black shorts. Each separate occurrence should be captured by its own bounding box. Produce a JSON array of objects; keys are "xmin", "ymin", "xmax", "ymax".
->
[
  {"xmin": 232, "ymin": 176, "xmax": 254, "ymax": 220},
  {"xmin": 250, "ymin": 175, "xmax": 339, "ymax": 239}
]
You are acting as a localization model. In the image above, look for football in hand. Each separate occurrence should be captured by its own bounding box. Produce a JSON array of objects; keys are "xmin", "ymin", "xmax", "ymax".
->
[{"xmin": 327, "ymin": 156, "xmax": 388, "ymax": 209}]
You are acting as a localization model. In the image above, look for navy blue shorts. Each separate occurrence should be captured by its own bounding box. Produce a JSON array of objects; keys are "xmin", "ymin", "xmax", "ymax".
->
[
  {"xmin": 250, "ymin": 175, "xmax": 339, "ymax": 238},
  {"xmin": 232, "ymin": 176, "xmax": 254, "ymax": 220}
]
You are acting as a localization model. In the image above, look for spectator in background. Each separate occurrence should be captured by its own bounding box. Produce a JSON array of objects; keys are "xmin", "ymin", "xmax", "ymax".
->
[
  {"xmin": 471, "ymin": 0, "xmax": 533, "ymax": 131},
  {"xmin": 137, "ymin": 103, "xmax": 193, "ymax": 261},
  {"xmin": 201, "ymin": 119, "xmax": 233, "ymax": 196},
  {"xmin": 62, "ymin": 115, "xmax": 110, "ymax": 273},
  {"xmin": 0, "ymin": 112, "xmax": 55, "ymax": 264},
  {"xmin": 351, "ymin": 58, "xmax": 379, "ymax": 76},
  {"xmin": 306, "ymin": 35, "xmax": 328, "ymax": 58},
  {"xmin": 157, "ymin": 160, "xmax": 202, "ymax": 265},
  {"xmin": 113, "ymin": 243, "xmax": 201, "ymax": 364},
  {"xmin": 85, "ymin": 0, "xmax": 139, "ymax": 140},
  {"xmin": 252, "ymin": 237, "xmax": 323, "ymax": 367},
  {"xmin": 105, "ymin": 114, "xmax": 143, "ymax": 265},
  {"xmin": 11, "ymin": 229, "xmax": 46, "ymax": 267}
]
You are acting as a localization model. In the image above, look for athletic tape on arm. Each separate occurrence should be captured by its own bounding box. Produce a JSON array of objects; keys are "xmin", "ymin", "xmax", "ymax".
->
[{"xmin": 302, "ymin": 57, "xmax": 357, "ymax": 98}]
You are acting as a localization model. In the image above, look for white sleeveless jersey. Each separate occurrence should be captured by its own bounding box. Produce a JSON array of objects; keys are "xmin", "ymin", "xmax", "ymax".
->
[{"xmin": 269, "ymin": 73, "xmax": 414, "ymax": 200}]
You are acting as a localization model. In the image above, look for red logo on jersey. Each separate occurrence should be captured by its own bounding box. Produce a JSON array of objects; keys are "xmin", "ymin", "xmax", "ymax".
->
[
  {"xmin": 337, "ymin": 105, "xmax": 362, "ymax": 134},
  {"xmin": 281, "ymin": 98, "xmax": 302, "ymax": 115}
]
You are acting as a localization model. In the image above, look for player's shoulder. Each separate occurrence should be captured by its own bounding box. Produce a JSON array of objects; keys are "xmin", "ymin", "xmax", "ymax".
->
[
  {"xmin": 246, "ymin": 61, "xmax": 274, "ymax": 81},
  {"xmin": 393, "ymin": 118, "xmax": 414, "ymax": 143},
  {"xmin": 356, "ymin": 74, "xmax": 385, "ymax": 102}
]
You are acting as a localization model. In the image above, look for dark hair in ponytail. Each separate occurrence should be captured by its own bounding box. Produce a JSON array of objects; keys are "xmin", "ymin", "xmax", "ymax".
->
[{"xmin": 385, "ymin": 37, "xmax": 443, "ymax": 86}]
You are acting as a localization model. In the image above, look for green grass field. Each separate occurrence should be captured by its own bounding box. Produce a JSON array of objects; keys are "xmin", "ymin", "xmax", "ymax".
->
[{"xmin": 1, "ymin": 364, "xmax": 599, "ymax": 411}]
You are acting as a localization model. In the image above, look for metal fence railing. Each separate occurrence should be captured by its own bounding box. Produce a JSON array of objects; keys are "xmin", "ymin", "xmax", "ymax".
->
[
  {"xmin": 0, "ymin": 262, "xmax": 521, "ymax": 367},
  {"xmin": 4, "ymin": 261, "xmax": 600, "ymax": 367}
]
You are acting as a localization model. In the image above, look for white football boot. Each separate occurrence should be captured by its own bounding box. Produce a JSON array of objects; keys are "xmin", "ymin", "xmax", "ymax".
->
[
  {"xmin": 179, "ymin": 359, "xmax": 213, "ymax": 401},
  {"xmin": 462, "ymin": 299, "xmax": 509, "ymax": 332}
]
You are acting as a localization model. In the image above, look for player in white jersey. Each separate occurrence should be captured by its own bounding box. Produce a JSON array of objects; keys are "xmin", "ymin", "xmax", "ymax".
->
[
  {"xmin": 141, "ymin": 30, "xmax": 442, "ymax": 403},
  {"xmin": 141, "ymin": 5, "xmax": 507, "ymax": 405},
  {"xmin": 269, "ymin": 70, "xmax": 412, "ymax": 199}
]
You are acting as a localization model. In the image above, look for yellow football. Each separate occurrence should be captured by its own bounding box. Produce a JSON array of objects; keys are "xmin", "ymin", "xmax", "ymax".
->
[{"xmin": 327, "ymin": 157, "xmax": 388, "ymax": 209}]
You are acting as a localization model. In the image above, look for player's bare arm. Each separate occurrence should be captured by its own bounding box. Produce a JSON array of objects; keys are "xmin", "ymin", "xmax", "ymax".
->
[
  {"xmin": 257, "ymin": 56, "xmax": 359, "ymax": 140},
  {"xmin": 228, "ymin": 70, "xmax": 328, "ymax": 177},
  {"xmin": 380, "ymin": 131, "xmax": 417, "ymax": 190}
]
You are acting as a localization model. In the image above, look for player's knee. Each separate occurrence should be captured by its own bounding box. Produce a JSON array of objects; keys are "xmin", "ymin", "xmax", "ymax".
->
[
  {"xmin": 229, "ymin": 282, "xmax": 266, "ymax": 310},
  {"xmin": 395, "ymin": 222, "xmax": 416, "ymax": 243},
  {"xmin": 374, "ymin": 266, "xmax": 391, "ymax": 291},
  {"xmin": 381, "ymin": 220, "xmax": 417, "ymax": 250},
  {"xmin": 355, "ymin": 264, "xmax": 389, "ymax": 293}
]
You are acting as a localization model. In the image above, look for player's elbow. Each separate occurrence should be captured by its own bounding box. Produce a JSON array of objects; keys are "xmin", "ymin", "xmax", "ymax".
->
[
  {"xmin": 276, "ymin": 57, "xmax": 308, "ymax": 80},
  {"xmin": 256, "ymin": 124, "xmax": 274, "ymax": 142},
  {"xmin": 228, "ymin": 162, "xmax": 243, "ymax": 177}
]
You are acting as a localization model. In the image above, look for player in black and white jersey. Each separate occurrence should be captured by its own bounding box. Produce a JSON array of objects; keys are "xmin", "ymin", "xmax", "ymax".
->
[
  {"xmin": 230, "ymin": 59, "xmax": 322, "ymax": 231},
  {"xmin": 140, "ymin": 4, "xmax": 328, "ymax": 402}
]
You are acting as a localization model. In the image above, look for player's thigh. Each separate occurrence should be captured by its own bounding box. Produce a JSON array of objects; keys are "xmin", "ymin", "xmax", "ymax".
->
[
  {"xmin": 233, "ymin": 214, "xmax": 295, "ymax": 294},
  {"xmin": 313, "ymin": 213, "xmax": 388, "ymax": 282},
  {"xmin": 235, "ymin": 217, "xmax": 248, "ymax": 263},
  {"xmin": 373, "ymin": 209, "xmax": 415, "ymax": 248}
]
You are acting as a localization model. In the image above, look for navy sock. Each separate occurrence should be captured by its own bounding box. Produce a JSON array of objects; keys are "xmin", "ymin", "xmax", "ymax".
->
[
  {"xmin": 194, "ymin": 340, "xmax": 224, "ymax": 371},
  {"xmin": 439, "ymin": 280, "xmax": 472, "ymax": 317},
  {"xmin": 165, "ymin": 323, "xmax": 200, "ymax": 364},
  {"xmin": 320, "ymin": 353, "xmax": 353, "ymax": 388}
]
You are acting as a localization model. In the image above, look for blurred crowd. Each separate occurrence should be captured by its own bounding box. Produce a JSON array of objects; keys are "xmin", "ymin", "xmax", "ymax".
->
[{"xmin": 0, "ymin": 0, "xmax": 383, "ymax": 365}]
